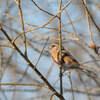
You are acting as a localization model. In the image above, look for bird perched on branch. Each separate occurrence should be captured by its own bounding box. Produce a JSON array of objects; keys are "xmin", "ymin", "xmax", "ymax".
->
[{"xmin": 49, "ymin": 43, "xmax": 96, "ymax": 77}]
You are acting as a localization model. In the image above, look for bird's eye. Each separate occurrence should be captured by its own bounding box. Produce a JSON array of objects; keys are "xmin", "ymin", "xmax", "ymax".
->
[{"xmin": 52, "ymin": 45, "xmax": 55, "ymax": 47}]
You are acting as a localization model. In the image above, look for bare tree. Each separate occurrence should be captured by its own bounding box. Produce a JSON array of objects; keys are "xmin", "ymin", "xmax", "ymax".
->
[{"xmin": 0, "ymin": 0, "xmax": 100, "ymax": 100}]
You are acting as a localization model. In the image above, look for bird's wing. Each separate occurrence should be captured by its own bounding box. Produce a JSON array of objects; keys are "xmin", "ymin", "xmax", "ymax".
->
[{"xmin": 61, "ymin": 48, "xmax": 79, "ymax": 64}]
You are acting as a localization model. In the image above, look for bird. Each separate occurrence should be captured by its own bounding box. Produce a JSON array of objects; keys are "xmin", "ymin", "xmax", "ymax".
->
[{"xmin": 49, "ymin": 43, "xmax": 96, "ymax": 77}]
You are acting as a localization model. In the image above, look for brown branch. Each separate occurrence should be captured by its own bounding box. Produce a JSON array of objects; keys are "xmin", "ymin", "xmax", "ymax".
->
[
  {"xmin": 17, "ymin": 0, "xmax": 27, "ymax": 56},
  {"xmin": 0, "ymin": 50, "xmax": 3, "ymax": 82},
  {"xmin": 18, "ymin": 65, "xmax": 29, "ymax": 82},
  {"xmin": 0, "ymin": 26, "xmax": 65, "ymax": 100},
  {"xmin": 35, "ymin": 36, "xmax": 50, "ymax": 67},
  {"xmin": 58, "ymin": 0, "xmax": 63, "ymax": 97},
  {"xmin": 0, "ymin": 44, "xmax": 14, "ymax": 49},
  {"xmin": 50, "ymin": 93, "xmax": 55, "ymax": 100},
  {"xmin": 64, "ymin": 89, "xmax": 100, "ymax": 96},
  {"xmin": 12, "ymin": 0, "xmax": 72, "ymax": 43},
  {"xmin": 81, "ymin": 0, "xmax": 100, "ymax": 32},
  {"xmin": 31, "ymin": 0, "xmax": 59, "ymax": 18},
  {"xmin": 2, "ymin": 88, "xmax": 100, "ymax": 96},
  {"xmin": 78, "ymin": 73, "xmax": 91, "ymax": 100},
  {"xmin": 0, "ymin": 83, "xmax": 47, "ymax": 88},
  {"xmin": 84, "ymin": 0, "xmax": 93, "ymax": 41},
  {"xmin": 68, "ymin": 72, "xmax": 74, "ymax": 100}
]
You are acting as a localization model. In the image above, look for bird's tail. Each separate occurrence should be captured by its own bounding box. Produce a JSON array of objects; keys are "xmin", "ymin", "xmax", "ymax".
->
[{"xmin": 77, "ymin": 67, "xmax": 97, "ymax": 77}]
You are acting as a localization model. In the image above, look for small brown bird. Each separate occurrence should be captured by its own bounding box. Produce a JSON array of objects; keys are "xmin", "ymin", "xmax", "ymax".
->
[{"xmin": 50, "ymin": 43, "xmax": 96, "ymax": 76}]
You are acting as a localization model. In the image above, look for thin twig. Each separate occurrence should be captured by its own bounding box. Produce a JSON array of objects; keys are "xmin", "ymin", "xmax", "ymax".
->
[
  {"xmin": 2, "ymin": 50, "xmax": 15, "ymax": 75},
  {"xmin": 12, "ymin": 0, "xmax": 72, "ymax": 43},
  {"xmin": 58, "ymin": 0, "xmax": 63, "ymax": 98},
  {"xmin": 50, "ymin": 93, "xmax": 55, "ymax": 100},
  {"xmin": 0, "ymin": 50, "xmax": 3, "ymax": 91},
  {"xmin": 64, "ymin": 7, "xmax": 90, "ymax": 48},
  {"xmin": 46, "ymin": 63, "xmax": 54, "ymax": 79},
  {"xmin": 68, "ymin": 72, "xmax": 74, "ymax": 100},
  {"xmin": 78, "ymin": 74, "xmax": 91, "ymax": 100},
  {"xmin": 31, "ymin": 0, "xmax": 59, "ymax": 18},
  {"xmin": 84, "ymin": 0, "xmax": 93, "ymax": 41},
  {"xmin": 0, "ymin": 26, "xmax": 65, "ymax": 100},
  {"xmin": 17, "ymin": 0, "xmax": 27, "ymax": 56},
  {"xmin": 35, "ymin": 36, "xmax": 50, "ymax": 67},
  {"xmin": 0, "ymin": 44, "xmax": 14, "ymax": 49},
  {"xmin": 1, "ymin": 88, "xmax": 100, "ymax": 96},
  {"xmin": 18, "ymin": 65, "xmax": 29, "ymax": 82},
  {"xmin": 0, "ymin": 83, "xmax": 47, "ymax": 88},
  {"xmin": 64, "ymin": 6, "xmax": 100, "ymax": 56},
  {"xmin": 81, "ymin": 0, "xmax": 100, "ymax": 32}
]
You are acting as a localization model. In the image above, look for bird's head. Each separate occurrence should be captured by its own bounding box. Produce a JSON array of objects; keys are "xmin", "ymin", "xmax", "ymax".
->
[{"xmin": 49, "ymin": 43, "xmax": 59, "ymax": 49}]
